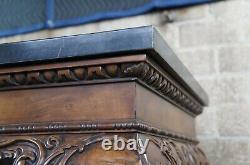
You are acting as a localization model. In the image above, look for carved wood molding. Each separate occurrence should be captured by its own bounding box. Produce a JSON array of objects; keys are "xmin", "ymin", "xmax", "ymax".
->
[
  {"xmin": 0, "ymin": 134, "xmax": 208, "ymax": 165},
  {"xmin": 151, "ymin": 137, "xmax": 209, "ymax": 165},
  {"xmin": 0, "ymin": 59, "xmax": 202, "ymax": 115},
  {"xmin": 0, "ymin": 134, "xmax": 107, "ymax": 165},
  {"xmin": 0, "ymin": 120, "xmax": 197, "ymax": 143},
  {"xmin": 122, "ymin": 62, "xmax": 202, "ymax": 115}
]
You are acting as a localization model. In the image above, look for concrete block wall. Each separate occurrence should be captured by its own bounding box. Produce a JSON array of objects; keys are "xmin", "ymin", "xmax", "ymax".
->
[{"xmin": 1, "ymin": 0, "xmax": 249, "ymax": 164}]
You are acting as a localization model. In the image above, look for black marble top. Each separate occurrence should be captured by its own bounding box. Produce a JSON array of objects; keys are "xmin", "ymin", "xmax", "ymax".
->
[{"xmin": 0, "ymin": 26, "xmax": 208, "ymax": 105}]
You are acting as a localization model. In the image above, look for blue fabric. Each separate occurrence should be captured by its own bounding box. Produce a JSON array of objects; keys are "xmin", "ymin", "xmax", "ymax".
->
[{"xmin": 0, "ymin": 0, "xmax": 213, "ymax": 38}]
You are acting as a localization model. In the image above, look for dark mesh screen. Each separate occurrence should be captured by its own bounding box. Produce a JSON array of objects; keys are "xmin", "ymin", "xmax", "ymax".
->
[
  {"xmin": 0, "ymin": 0, "xmax": 213, "ymax": 37},
  {"xmin": 0, "ymin": 0, "xmax": 46, "ymax": 31},
  {"xmin": 54, "ymin": 0, "xmax": 151, "ymax": 20}
]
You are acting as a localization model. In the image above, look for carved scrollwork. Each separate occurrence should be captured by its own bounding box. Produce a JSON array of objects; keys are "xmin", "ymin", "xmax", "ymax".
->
[
  {"xmin": 0, "ymin": 134, "xmax": 209, "ymax": 165},
  {"xmin": 151, "ymin": 138, "xmax": 209, "ymax": 165},
  {"xmin": 0, "ymin": 137, "xmax": 45, "ymax": 165},
  {"xmin": 0, "ymin": 134, "xmax": 108, "ymax": 165}
]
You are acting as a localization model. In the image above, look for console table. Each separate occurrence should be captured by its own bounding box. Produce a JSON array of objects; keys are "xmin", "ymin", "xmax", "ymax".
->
[{"xmin": 0, "ymin": 26, "xmax": 209, "ymax": 165}]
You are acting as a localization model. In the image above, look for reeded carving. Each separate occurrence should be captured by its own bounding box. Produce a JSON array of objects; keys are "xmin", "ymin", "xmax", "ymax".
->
[{"xmin": 0, "ymin": 62, "xmax": 202, "ymax": 115}]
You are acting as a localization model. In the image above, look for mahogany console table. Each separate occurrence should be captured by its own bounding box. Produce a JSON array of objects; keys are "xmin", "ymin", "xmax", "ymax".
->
[{"xmin": 0, "ymin": 26, "xmax": 209, "ymax": 165}]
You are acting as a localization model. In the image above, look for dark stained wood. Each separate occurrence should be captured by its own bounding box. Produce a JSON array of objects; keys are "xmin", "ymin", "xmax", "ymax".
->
[
  {"xmin": 0, "ymin": 133, "xmax": 208, "ymax": 164},
  {"xmin": 0, "ymin": 27, "xmax": 208, "ymax": 106},
  {"xmin": 0, "ymin": 81, "xmax": 196, "ymax": 138},
  {"xmin": 0, "ymin": 56, "xmax": 203, "ymax": 115},
  {"xmin": 135, "ymin": 84, "xmax": 196, "ymax": 137},
  {"xmin": 0, "ymin": 54, "xmax": 147, "ymax": 74},
  {"xmin": 0, "ymin": 82, "xmax": 135, "ymax": 124},
  {"xmin": 0, "ymin": 28, "xmax": 209, "ymax": 164}
]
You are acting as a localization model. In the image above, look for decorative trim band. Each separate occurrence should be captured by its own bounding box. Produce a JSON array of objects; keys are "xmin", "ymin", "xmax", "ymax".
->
[
  {"xmin": 122, "ymin": 62, "xmax": 202, "ymax": 115},
  {"xmin": 0, "ymin": 134, "xmax": 208, "ymax": 165},
  {"xmin": 0, "ymin": 134, "xmax": 108, "ymax": 165},
  {"xmin": 151, "ymin": 136, "xmax": 209, "ymax": 164},
  {"xmin": 0, "ymin": 121, "xmax": 197, "ymax": 143},
  {"xmin": 0, "ymin": 61, "xmax": 202, "ymax": 115}
]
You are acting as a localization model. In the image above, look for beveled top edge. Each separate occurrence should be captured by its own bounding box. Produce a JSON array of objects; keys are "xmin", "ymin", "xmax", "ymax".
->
[
  {"xmin": 0, "ymin": 26, "xmax": 208, "ymax": 105},
  {"xmin": 152, "ymin": 28, "xmax": 208, "ymax": 106},
  {"xmin": 0, "ymin": 26, "xmax": 154, "ymax": 65}
]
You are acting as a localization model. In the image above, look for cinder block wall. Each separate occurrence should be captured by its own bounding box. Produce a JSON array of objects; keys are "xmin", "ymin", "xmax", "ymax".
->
[{"xmin": 1, "ymin": 0, "xmax": 249, "ymax": 164}]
